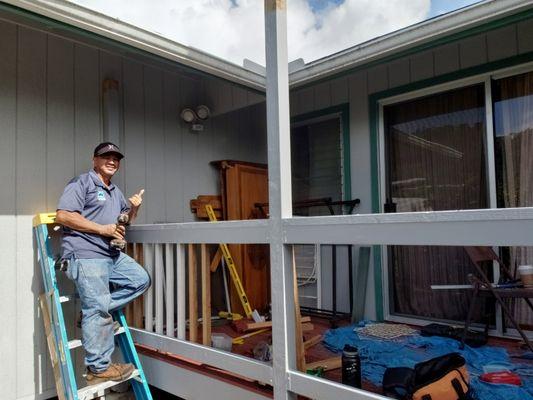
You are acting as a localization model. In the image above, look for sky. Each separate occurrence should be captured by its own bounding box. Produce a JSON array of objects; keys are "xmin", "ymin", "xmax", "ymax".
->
[{"xmin": 69, "ymin": 0, "xmax": 482, "ymax": 66}]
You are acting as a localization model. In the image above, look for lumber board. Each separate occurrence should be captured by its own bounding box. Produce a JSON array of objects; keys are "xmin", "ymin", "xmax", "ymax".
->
[
  {"xmin": 39, "ymin": 294, "xmax": 67, "ymax": 400},
  {"xmin": 305, "ymin": 356, "xmax": 342, "ymax": 371},
  {"xmin": 190, "ymin": 195, "xmax": 223, "ymax": 219},
  {"xmin": 301, "ymin": 323, "xmax": 314, "ymax": 332},
  {"xmin": 304, "ymin": 334, "xmax": 322, "ymax": 350},
  {"xmin": 242, "ymin": 316, "xmax": 311, "ymax": 332},
  {"xmin": 210, "ymin": 247, "xmax": 223, "ymax": 272},
  {"xmin": 293, "ymin": 246, "xmax": 306, "ymax": 372}
]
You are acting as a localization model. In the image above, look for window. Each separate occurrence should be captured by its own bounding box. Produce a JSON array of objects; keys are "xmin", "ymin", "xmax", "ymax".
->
[
  {"xmin": 493, "ymin": 71, "xmax": 533, "ymax": 328},
  {"xmin": 383, "ymin": 84, "xmax": 490, "ymax": 321},
  {"xmin": 291, "ymin": 113, "xmax": 346, "ymax": 309}
]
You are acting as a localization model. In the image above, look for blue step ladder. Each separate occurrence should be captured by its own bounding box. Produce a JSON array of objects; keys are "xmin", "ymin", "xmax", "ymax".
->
[{"xmin": 33, "ymin": 213, "xmax": 153, "ymax": 400}]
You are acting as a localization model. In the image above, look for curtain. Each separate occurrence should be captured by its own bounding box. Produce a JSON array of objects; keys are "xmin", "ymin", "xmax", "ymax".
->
[
  {"xmin": 385, "ymin": 84, "xmax": 490, "ymax": 320},
  {"xmin": 493, "ymin": 71, "xmax": 533, "ymax": 328}
]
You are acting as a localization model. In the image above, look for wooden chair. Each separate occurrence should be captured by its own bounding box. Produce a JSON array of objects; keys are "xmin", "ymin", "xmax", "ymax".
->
[{"xmin": 463, "ymin": 246, "xmax": 533, "ymax": 351}]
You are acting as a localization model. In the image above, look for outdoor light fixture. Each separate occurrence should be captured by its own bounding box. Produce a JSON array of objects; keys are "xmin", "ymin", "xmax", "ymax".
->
[
  {"xmin": 180, "ymin": 108, "xmax": 197, "ymax": 123},
  {"xmin": 180, "ymin": 105, "xmax": 211, "ymax": 132},
  {"xmin": 195, "ymin": 105, "xmax": 210, "ymax": 120}
]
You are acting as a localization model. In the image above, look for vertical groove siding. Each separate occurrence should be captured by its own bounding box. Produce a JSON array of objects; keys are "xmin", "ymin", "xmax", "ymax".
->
[
  {"xmin": 0, "ymin": 17, "xmax": 265, "ymax": 400},
  {"xmin": 289, "ymin": 21, "xmax": 533, "ymax": 320}
]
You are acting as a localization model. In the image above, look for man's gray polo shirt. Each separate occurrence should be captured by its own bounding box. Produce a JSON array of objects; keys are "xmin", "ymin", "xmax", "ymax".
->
[{"xmin": 57, "ymin": 170, "xmax": 129, "ymax": 259}]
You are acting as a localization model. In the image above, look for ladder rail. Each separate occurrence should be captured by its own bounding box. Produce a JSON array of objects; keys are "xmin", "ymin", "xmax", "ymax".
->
[
  {"xmin": 114, "ymin": 311, "xmax": 152, "ymax": 400},
  {"xmin": 35, "ymin": 223, "xmax": 79, "ymax": 399}
]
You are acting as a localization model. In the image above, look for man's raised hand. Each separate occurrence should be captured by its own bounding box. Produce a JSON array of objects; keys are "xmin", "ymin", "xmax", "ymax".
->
[{"xmin": 129, "ymin": 189, "xmax": 144, "ymax": 209}]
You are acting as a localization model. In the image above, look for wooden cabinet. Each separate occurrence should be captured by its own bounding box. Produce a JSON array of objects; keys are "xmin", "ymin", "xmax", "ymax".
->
[{"xmin": 212, "ymin": 160, "xmax": 270, "ymax": 314}]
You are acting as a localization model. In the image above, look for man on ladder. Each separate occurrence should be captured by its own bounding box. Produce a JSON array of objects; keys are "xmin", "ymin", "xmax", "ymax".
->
[{"xmin": 56, "ymin": 142, "xmax": 150, "ymax": 385}]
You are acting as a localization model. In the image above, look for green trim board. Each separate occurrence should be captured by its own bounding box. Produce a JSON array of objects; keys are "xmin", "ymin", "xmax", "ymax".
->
[
  {"xmin": 291, "ymin": 103, "xmax": 352, "ymax": 204},
  {"xmin": 368, "ymin": 50, "xmax": 533, "ymax": 321},
  {"xmin": 293, "ymin": 7, "xmax": 533, "ymax": 91},
  {"xmin": 0, "ymin": 2, "xmax": 265, "ymax": 95}
]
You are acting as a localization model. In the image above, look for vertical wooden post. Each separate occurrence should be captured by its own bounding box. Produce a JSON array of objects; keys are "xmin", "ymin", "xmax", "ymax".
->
[
  {"xmin": 292, "ymin": 246, "xmax": 306, "ymax": 371},
  {"xmin": 201, "ymin": 243, "xmax": 211, "ymax": 346},
  {"xmin": 133, "ymin": 243, "xmax": 144, "ymax": 328},
  {"xmin": 188, "ymin": 244, "xmax": 198, "ymax": 343}
]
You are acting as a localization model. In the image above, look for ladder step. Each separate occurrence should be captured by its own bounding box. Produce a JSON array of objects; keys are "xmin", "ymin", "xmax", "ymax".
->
[
  {"xmin": 77, "ymin": 369, "xmax": 141, "ymax": 400},
  {"xmin": 68, "ymin": 327, "xmax": 126, "ymax": 350}
]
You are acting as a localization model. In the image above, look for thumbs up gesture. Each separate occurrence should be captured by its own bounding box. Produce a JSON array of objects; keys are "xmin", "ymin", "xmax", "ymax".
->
[{"xmin": 129, "ymin": 189, "xmax": 144, "ymax": 209}]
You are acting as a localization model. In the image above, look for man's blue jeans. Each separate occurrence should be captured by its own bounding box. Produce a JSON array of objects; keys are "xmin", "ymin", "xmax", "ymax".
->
[{"xmin": 66, "ymin": 253, "xmax": 150, "ymax": 372}]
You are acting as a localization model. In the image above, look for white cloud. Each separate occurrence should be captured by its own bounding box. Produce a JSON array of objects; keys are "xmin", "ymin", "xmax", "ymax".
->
[{"xmin": 69, "ymin": 0, "xmax": 430, "ymax": 65}]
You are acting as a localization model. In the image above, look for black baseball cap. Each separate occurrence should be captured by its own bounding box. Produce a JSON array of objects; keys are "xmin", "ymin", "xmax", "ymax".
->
[{"xmin": 93, "ymin": 142, "xmax": 124, "ymax": 160}]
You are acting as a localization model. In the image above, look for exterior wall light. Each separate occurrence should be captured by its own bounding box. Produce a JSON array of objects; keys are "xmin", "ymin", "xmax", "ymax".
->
[{"xmin": 180, "ymin": 105, "xmax": 211, "ymax": 132}]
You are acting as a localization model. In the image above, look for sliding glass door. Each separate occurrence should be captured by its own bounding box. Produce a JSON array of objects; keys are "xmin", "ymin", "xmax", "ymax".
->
[
  {"xmin": 383, "ymin": 84, "xmax": 490, "ymax": 321},
  {"xmin": 493, "ymin": 71, "xmax": 533, "ymax": 328}
]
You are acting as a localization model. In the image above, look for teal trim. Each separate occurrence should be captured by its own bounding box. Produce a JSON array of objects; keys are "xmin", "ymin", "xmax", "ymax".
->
[
  {"xmin": 294, "ymin": 7, "xmax": 533, "ymax": 91},
  {"xmin": 0, "ymin": 2, "xmax": 264, "ymax": 95},
  {"xmin": 291, "ymin": 103, "xmax": 352, "ymax": 203},
  {"xmin": 368, "ymin": 50, "xmax": 533, "ymax": 321}
]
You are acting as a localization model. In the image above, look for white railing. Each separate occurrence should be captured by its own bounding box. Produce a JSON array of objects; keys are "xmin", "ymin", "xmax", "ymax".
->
[{"xmin": 126, "ymin": 206, "xmax": 533, "ymax": 400}]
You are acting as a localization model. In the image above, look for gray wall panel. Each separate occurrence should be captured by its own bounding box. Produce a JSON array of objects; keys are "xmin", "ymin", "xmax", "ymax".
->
[
  {"xmin": 123, "ymin": 59, "xmax": 147, "ymax": 223},
  {"xmin": 74, "ymin": 44, "xmax": 101, "ymax": 175},
  {"xmin": 388, "ymin": 58, "xmax": 410, "ymax": 88},
  {"xmin": 99, "ymin": 50, "xmax": 125, "ymax": 188},
  {"xmin": 459, "ymin": 34, "xmax": 487, "ymax": 69},
  {"xmin": 0, "ymin": 20, "xmax": 16, "ymax": 215},
  {"xmin": 16, "ymin": 27, "xmax": 48, "ymax": 398},
  {"xmin": 313, "ymin": 81, "xmax": 332, "ymax": 110},
  {"xmin": 367, "ymin": 64, "xmax": 388, "ymax": 94},
  {"xmin": 517, "ymin": 19, "xmax": 533, "ymax": 54},
  {"xmin": 0, "ymin": 216, "xmax": 17, "ymax": 399},
  {"xmin": 16, "ymin": 27, "xmax": 46, "ymax": 215},
  {"xmin": 487, "ymin": 25, "xmax": 518, "ymax": 61},
  {"xmin": 330, "ymin": 77, "xmax": 349, "ymax": 105},
  {"xmin": 434, "ymin": 43, "xmax": 460, "ymax": 76},
  {"xmin": 144, "ymin": 66, "xmax": 166, "ymax": 224},
  {"xmin": 0, "ymin": 20, "xmax": 17, "ymax": 400},
  {"xmin": 297, "ymin": 86, "xmax": 314, "ymax": 114},
  {"xmin": 409, "ymin": 50, "xmax": 434, "ymax": 82},
  {"xmin": 47, "ymin": 35, "xmax": 75, "ymax": 212},
  {"xmin": 163, "ymin": 72, "xmax": 182, "ymax": 222}
]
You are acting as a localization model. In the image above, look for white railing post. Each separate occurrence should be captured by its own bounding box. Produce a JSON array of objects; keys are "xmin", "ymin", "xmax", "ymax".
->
[
  {"xmin": 165, "ymin": 243, "xmax": 175, "ymax": 338},
  {"xmin": 177, "ymin": 243, "xmax": 186, "ymax": 340},
  {"xmin": 264, "ymin": 1, "xmax": 295, "ymax": 399},
  {"xmin": 155, "ymin": 244, "xmax": 164, "ymax": 334},
  {"xmin": 143, "ymin": 243, "xmax": 154, "ymax": 332}
]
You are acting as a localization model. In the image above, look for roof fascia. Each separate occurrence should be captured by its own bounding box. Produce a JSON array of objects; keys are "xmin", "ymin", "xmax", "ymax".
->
[
  {"xmin": 1, "ymin": 0, "xmax": 266, "ymax": 91},
  {"xmin": 290, "ymin": 0, "xmax": 533, "ymax": 88}
]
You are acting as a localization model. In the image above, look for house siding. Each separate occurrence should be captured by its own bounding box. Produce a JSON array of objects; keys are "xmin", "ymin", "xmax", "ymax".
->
[
  {"xmin": 289, "ymin": 20, "xmax": 533, "ymax": 320},
  {"xmin": 0, "ymin": 16, "xmax": 265, "ymax": 400}
]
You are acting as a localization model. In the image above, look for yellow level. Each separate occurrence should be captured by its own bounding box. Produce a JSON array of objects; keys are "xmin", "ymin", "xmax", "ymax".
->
[{"xmin": 205, "ymin": 204, "xmax": 253, "ymax": 318}]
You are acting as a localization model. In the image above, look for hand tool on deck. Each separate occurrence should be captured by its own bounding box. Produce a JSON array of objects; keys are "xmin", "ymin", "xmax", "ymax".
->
[{"xmin": 34, "ymin": 212, "xmax": 152, "ymax": 400}]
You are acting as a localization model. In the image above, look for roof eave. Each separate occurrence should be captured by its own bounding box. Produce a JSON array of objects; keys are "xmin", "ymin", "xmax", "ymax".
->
[
  {"xmin": 2, "ymin": 0, "xmax": 266, "ymax": 90},
  {"xmin": 289, "ymin": 0, "xmax": 533, "ymax": 88}
]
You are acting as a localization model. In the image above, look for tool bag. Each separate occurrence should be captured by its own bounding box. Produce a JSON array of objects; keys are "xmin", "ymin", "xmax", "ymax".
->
[{"xmin": 382, "ymin": 353, "xmax": 471, "ymax": 400}]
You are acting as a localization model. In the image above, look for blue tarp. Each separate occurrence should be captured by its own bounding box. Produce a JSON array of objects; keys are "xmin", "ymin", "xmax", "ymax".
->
[{"xmin": 323, "ymin": 323, "xmax": 533, "ymax": 400}]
